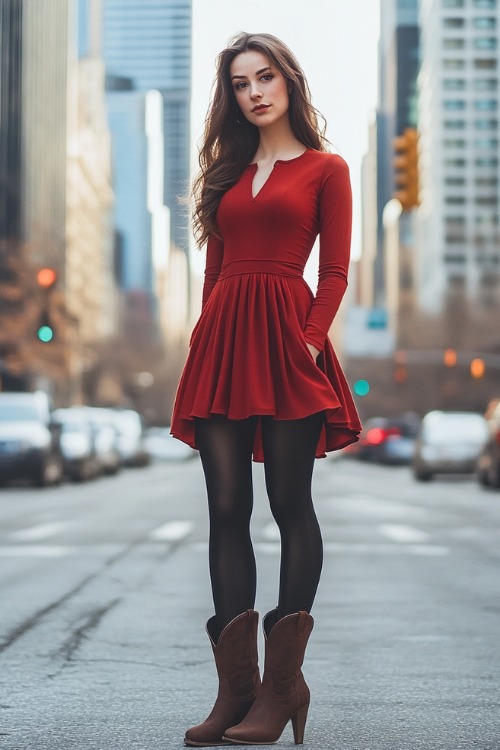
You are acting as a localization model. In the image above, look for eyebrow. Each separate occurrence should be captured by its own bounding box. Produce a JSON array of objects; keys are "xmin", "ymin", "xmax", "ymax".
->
[{"xmin": 231, "ymin": 66, "xmax": 272, "ymax": 81}]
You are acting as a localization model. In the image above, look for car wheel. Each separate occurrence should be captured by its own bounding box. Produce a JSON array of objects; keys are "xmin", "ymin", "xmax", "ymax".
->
[
  {"xmin": 35, "ymin": 456, "xmax": 63, "ymax": 487},
  {"xmin": 414, "ymin": 469, "xmax": 433, "ymax": 482}
]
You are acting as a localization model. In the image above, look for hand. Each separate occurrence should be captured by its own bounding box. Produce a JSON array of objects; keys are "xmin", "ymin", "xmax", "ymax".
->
[{"xmin": 307, "ymin": 343, "xmax": 320, "ymax": 361}]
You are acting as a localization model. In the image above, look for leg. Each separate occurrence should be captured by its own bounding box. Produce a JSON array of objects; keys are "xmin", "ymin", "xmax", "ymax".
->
[
  {"xmin": 223, "ymin": 414, "xmax": 323, "ymax": 746},
  {"xmin": 195, "ymin": 414, "xmax": 258, "ymax": 635},
  {"xmin": 186, "ymin": 416, "xmax": 260, "ymax": 746},
  {"xmin": 261, "ymin": 411, "xmax": 324, "ymax": 617}
]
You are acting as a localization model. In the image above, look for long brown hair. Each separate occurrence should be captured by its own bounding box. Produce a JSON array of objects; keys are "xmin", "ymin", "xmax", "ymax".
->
[{"xmin": 193, "ymin": 32, "xmax": 328, "ymax": 246}]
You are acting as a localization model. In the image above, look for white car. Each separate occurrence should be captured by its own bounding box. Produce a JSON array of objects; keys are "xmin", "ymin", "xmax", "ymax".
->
[{"xmin": 412, "ymin": 410, "xmax": 488, "ymax": 482}]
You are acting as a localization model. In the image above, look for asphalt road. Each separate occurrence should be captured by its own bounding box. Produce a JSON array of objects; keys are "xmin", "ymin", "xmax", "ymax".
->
[{"xmin": 0, "ymin": 455, "xmax": 499, "ymax": 749}]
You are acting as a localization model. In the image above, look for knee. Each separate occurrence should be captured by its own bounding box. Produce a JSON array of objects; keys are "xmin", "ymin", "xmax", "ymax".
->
[{"xmin": 208, "ymin": 491, "xmax": 252, "ymax": 528}]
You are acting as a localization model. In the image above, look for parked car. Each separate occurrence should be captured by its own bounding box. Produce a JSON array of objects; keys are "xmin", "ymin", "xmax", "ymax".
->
[
  {"xmin": 52, "ymin": 408, "xmax": 101, "ymax": 482},
  {"xmin": 477, "ymin": 399, "xmax": 500, "ymax": 489},
  {"xmin": 69, "ymin": 406, "xmax": 121, "ymax": 475},
  {"xmin": 144, "ymin": 427, "xmax": 197, "ymax": 462},
  {"xmin": 412, "ymin": 410, "xmax": 488, "ymax": 482},
  {"xmin": 346, "ymin": 413, "xmax": 421, "ymax": 465},
  {"xmin": 111, "ymin": 409, "xmax": 150, "ymax": 467},
  {"xmin": 0, "ymin": 391, "xmax": 63, "ymax": 487}
]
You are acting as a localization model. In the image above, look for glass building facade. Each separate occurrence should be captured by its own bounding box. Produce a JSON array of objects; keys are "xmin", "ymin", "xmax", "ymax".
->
[{"xmin": 103, "ymin": 0, "xmax": 191, "ymax": 255}]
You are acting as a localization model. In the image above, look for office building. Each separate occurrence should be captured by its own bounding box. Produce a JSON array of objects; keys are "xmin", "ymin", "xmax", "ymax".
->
[{"xmin": 417, "ymin": 0, "xmax": 500, "ymax": 311}]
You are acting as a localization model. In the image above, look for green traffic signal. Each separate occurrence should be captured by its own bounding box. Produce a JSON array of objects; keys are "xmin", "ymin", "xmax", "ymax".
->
[
  {"xmin": 37, "ymin": 324, "xmax": 54, "ymax": 343},
  {"xmin": 353, "ymin": 379, "xmax": 370, "ymax": 397}
]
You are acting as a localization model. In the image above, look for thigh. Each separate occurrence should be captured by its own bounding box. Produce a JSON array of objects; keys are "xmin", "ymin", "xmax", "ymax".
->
[
  {"xmin": 260, "ymin": 412, "xmax": 324, "ymax": 504},
  {"xmin": 195, "ymin": 415, "xmax": 258, "ymax": 518}
]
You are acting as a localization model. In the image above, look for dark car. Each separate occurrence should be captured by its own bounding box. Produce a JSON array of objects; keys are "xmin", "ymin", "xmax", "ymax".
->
[
  {"xmin": 348, "ymin": 413, "xmax": 420, "ymax": 465},
  {"xmin": 477, "ymin": 399, "xmax": 500, "ymax": 489},
  {"xmin": 0, "ymin": 391, "xmax": 63, "ymax": 487}
]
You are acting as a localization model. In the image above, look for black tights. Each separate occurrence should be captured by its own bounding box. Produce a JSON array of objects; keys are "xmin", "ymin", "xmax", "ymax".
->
[{"xmin": 195, "ymin": 413, "xmax": 324, "ymax": 635}]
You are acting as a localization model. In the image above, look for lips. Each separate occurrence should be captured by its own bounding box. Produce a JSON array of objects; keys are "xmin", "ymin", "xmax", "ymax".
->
[{"xmin": 252, "ymin": 104, "xmax": 271, "ymax": 113}]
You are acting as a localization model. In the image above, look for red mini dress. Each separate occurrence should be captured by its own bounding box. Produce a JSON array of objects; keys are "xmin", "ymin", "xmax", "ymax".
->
[{"xmin": 171, "ymin": 148, "xmax": 362, "ymax": 461}]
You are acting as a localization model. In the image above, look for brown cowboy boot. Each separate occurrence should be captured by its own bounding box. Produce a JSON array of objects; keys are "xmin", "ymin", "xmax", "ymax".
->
[
  {"xmin": 222, "ymin": 609, "xmax": 314, "ymax": 745},
  {"xmin": 184, "ymin": 610, "xmax": 261, "ymax": 746}
]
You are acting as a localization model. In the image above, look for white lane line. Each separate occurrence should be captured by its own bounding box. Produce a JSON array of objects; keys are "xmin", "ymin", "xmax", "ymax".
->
[
  {"xmin": 0, "ymin": 545, "xmax": 74, "ymax": 558},
  {"xmin": 8, "ymin": 522, "xmax": 73, "ymax": 542},
  {"xmin": 262, "ymin": 522, "xmax": 280, "ymax": 541},
  {"xmin": 149, "ymin": 521, "xmax": 194, "ymax": 542},
  {"xmin": 378, "ymin": 524, "xmax": 431, "ymax": 544}
]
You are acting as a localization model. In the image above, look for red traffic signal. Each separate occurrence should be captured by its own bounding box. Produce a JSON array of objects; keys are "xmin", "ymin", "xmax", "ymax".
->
[
  {"xmin": 37, "ymin": 267, "xmax": 57, "ymax": 289},
  {"xmin": 392, "ymin": 128, "xmax": 420, "ymax": 211}
]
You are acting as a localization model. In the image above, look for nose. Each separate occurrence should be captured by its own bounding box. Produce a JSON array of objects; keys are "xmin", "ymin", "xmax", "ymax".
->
[{"xmin": 249, "ymin": 81, "xmax": 263, "ymax": 100}]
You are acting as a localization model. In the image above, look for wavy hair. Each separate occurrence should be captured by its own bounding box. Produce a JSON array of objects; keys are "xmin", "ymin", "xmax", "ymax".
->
[{"xmin": 192, "ymin": 32, "xmax": 328, "ymax": 246}]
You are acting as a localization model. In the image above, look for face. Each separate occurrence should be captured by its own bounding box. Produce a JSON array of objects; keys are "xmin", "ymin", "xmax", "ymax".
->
[{"xmin": 229, "ymin": 49, "xmax": 290, "ymax": 128}]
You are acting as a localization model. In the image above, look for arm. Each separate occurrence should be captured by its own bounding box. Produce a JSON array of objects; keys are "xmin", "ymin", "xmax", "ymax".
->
[
  {"xmin": 201, "ymin": 233, "xmax": 224, "ymax": 309},
  {"xmin": 303, "ymin": 155, "xmax": 352, "ymax": 352}
]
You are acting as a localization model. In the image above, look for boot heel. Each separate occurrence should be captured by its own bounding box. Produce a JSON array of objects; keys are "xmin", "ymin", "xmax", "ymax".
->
[{"xmin": 291, "ymin": 703, "xmax": 309, "ymax": 744}]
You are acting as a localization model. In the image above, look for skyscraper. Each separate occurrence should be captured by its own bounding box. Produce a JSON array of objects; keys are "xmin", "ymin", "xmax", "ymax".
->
[
  {"xmin": 102, "ymin": 0, "xmax": 191, "ymax": 256},
  {"xmin": 417, "ymin": 0, "xmax": 500, "ymax": 311}
]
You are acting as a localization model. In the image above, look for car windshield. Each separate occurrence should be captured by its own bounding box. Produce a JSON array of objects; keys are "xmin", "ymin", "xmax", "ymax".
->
[
  {"xmin": 424, "ymin": 415, "xmax": 487, "ymax": 443},
  {"xmin": 0, "ymin": 403, "xmax": 39, "ymax": 421}
]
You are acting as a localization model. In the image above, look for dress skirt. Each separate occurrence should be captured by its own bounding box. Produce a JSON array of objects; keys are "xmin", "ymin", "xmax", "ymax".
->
[{"xmin": 170, "ymin": 270, "xmax": 361, "ymax": 462}]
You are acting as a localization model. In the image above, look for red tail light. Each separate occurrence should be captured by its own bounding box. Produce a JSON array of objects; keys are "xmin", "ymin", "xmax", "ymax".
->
[{"xmin": 365, "ymin": 427, "xmax": 402, "ymax": 446}]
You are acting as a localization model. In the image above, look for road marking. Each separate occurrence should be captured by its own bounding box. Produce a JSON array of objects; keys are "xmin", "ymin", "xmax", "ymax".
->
[
  {"xmin": 0, "ymin": 545, "xmax": 74, "ymax": 558},
  {"xmin": 8, "ymin": 522, "xmax": 72, "ymax": 542},
  {"xmin": 262, "ymin": 522, "xmax": 280, "ymax": 541},
  {"xmin": 378, "ymin": 524, "xmax": 431, "ymax": 544},
  {"xmin": 149, "ymin": 520, "xmax": 194, "ymax": 542}
]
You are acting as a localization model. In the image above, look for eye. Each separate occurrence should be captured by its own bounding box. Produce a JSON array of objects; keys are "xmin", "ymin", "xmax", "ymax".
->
[
  {"xmin": 234, "ymin": 81, "xmax": 248, "ymax": 91},
  {"xmin": 261, "ymin": 74, "xmax": 274, "ymax": 82}
]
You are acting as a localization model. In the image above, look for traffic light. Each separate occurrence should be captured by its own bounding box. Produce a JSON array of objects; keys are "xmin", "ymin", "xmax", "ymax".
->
[
  {"xmin": 393, "ymin": 128, "xmax": 420, "ymax": 211},
  {"xmin": 393, "ymin": 350, "xmax": 408, "ymax": 383},
  {"xmin": 353, "ymin": 379, "xmax": 370, "ymax": 397},
  {"xmin": 470, "ymin": 358, "xmax": 485, "ymax": 379},
  {"xmin": 35, "ymin": 267, "xmax": 57, "ymax": 342},
  {"xmin": 443, "ymin": 348, "xmax": 457, "ymax": 367}
]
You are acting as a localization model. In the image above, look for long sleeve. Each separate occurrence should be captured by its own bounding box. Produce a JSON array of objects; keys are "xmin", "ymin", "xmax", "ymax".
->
[
  {"xmin": 201, "ymin": 233, "xmax": 224, "ymax": 309},
  {"xmin": 303, "ymin": 156, "xmax": 352, "ymax": 351}
]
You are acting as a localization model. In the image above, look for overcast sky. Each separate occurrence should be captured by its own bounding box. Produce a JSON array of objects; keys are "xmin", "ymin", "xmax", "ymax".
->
[{"xmin": 191, "ymin": 0, "xmax": 381, "ymax": 262}]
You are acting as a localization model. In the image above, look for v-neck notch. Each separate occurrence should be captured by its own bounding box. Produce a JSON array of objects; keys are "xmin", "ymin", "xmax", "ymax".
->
[{"xmin": 249, "ymin": 148, "xmax": 311, "ymax": 201}]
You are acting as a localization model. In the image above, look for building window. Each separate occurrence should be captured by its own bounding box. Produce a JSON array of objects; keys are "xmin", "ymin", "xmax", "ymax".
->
[
  {"xmin": 444, "ymin": 78, "xmax": 466, "ymax": 89},
  {"xmin": 476, "ymin": 213, "xmax": 498, "ymax": 224},
  {"xmin": 446, "ymin": 235, "xmax": 466, "ymax": 243},
  {"xmin": 474, "ymin": 37, "xmax": 497, "ymax": 49},
  {"xmin": 474, "ymin": 78, "xmax": 498, "ymax": 90},
  {"xmin": 444, "ymin": 99, "xmax": 466, "ymax": 110},
  {"xmin": 444, "ymin": 38, "xmax": 466, "ymax": 49},
  {"xmin": 444, "ymin": 255, "xmax": 466, "ymax": 263},
  {"xmin": 474, "ymin": 99, "xmax": 497, "ymax": 110},
  {"xmin": 475, "ymin": 176, "xmax": 498, "ymax": 186},
  {"xmin": 473, "ymin": 0, "xmax": 496, "ymax": 7},
  {"xmin": 445, "ymin": 158, "xmax": 467, "ymax": 167},
  {"xmin": 445, "ymin": 177, "xmax": 466, "ymax": 186},
  {"xmin": 444, "ymin": 119, "xmax": 466, "ymax": 129},
  {"xmin": 445, "ymin": 216, "xmax": 466, "ymax": 224},
  {"xmin": 473, "ymin": 17, "xmax": 497, "ymax": 28},
  {"xmin": 445, "ymin": 196, "xmax": 467, "ymax": 204},
  {"xmin": 443, "ymin": 59, "xmax": 466, "ymax": 69},
  {"xmin": 475, "ymin": 196, "xmax": 498, "ymax": 205},
  {"xmin": 443, "ymin": 0, "xmax": 465, "ymax": 6},
  {"xmin": 475, "ymin": 137, "xmax": 499, "ymax": 148},
  {"xmin": 475, "ymin": 118, "xmax": 498, "ymax": 128},
  {"xmin": 444, "ymin": 138, "xmax": 467, "ymax": 147},
  {"xmin": 444, "ymin": 17, "xmax": 466, "ymax": 27},
  {"xmin": 475, "ymin": 156, "xmax": 499, "ymax": 166},
  {"xmin": 474, "ymin": 58, "xmax": 497, "ymax": 69}
]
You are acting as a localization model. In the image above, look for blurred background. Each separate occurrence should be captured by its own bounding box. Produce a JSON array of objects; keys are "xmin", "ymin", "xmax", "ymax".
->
[{"xmin": 0, "ymin": 0, "xmax": 499, "ymax": 478}]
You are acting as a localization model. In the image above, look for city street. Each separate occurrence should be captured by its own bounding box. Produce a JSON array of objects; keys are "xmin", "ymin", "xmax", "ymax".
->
[{"xmin": 1, "ymin": 455, "xmax": 499, "ymax": 749}]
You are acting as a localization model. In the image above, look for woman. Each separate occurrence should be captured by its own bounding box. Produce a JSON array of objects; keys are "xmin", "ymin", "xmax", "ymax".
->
[{"xmin": 171, "ymin": 32, "xmax": 361, "ymax": 746}]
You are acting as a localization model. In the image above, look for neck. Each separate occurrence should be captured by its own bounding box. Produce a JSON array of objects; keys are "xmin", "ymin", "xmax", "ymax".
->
[{"xmin": 253, "ymin": 116, "xmax": 305, "ymax": 163}]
